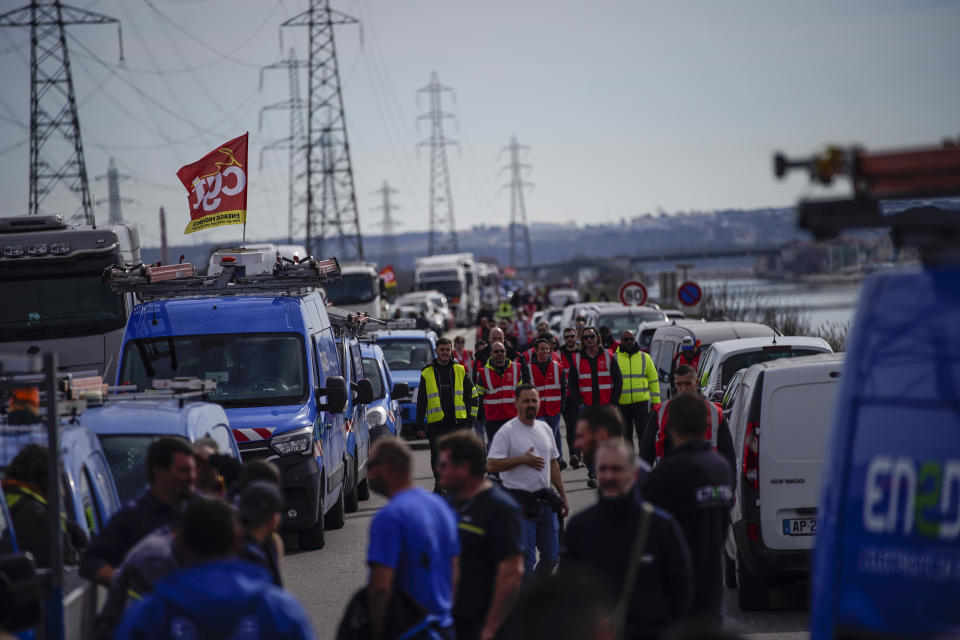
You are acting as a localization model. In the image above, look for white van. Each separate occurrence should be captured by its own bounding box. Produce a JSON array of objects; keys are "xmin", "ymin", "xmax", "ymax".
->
[
  {"xmin": 724, "ymin": 353, "xmax": 844, "ymax": 611},
  {"xmin": 697, "ymin": 336, "xmax": 833, "ymax": 402}
]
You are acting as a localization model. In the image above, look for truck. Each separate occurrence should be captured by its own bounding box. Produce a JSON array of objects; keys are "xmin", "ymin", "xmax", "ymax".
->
[
  {"xmin": 414, "ymin": 253, "xmax": 478, "ymax": 326},
  {"xmin": 0, "ymin": 215, "xmax": 140, "ymax": 380},
  {"xmin": 322, "ymin": 261, "xmax": 388, "ymax": 319}
]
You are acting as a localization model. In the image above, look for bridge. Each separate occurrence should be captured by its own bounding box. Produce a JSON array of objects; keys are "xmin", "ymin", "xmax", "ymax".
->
[{"xmin": 514, "ymin": 243, "xmax": 785, "ymax": 274}]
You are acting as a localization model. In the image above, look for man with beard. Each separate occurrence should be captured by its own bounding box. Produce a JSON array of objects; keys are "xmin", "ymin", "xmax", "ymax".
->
[
  {"xmin": 477, "ymin": 341, "xmax": 531, "ymax": 444},
  {"xmin": 473, "ymin": 327, "xmax": 522, "ymax": 373},
  {"xmin": 487, "ymin": 385, "xmax": 569, "ymax": 585},
  {"xmin": 365, "ymin": 439, "xmax": 460, "ymax": 640},
  {"xmin": 562, "ymin": 439, "xmax": 693, "ymax": 639},
  {"xmin": 437, "ymin": 432, "xmax": 524, "ymax": 640}
]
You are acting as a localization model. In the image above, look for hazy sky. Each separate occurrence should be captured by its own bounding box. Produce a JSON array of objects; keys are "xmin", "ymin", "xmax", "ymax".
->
[{"xmin": 0, "ymin": 0, "xmax": 957, "ymax": 248}]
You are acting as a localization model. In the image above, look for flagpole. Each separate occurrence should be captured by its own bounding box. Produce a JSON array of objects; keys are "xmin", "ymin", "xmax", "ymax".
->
[{"xmin": 242, "ymin": 221, "xmax": 246, "ymax": 249}]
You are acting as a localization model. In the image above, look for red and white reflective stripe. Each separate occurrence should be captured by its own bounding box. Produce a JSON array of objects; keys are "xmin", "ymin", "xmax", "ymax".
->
[
  {"xmin": 314, "ymin": 440, "xmax": 323, "ymax": 458},
  {"xmin": 232, "ymin": 427, "xmax": 276, "ymax": 442},
  {"xmin": 575, "ymin": 351, "xmax": 613, "ymax": 405},
  {"xmin": 345, "ymin": 418, "xmax": 353, "ymax": 434}
]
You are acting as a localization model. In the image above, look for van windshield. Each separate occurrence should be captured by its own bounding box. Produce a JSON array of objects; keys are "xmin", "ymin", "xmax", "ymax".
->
[
  {"xmin": 324, "ymin": 273, "xmax": 376, "ymax": 305},
  {"xmin": 418, "ymin": 280, "xmax": 461, "ymax": 299},
  {"xmin": 379, "ymin": 340, "xmax": 433, "ymax": 371},
  {"xmin": 596, "ymin": 311, "xmax": 666, "ymax": 335},
  {"xmin": 721, "ymin": 348, "xmax": 823, "ymax": 386},
  {"xmin": 0, "ymin": 272, "xmax": 125, "ymax": 340},
  {"xmin": 120, "ymin": 333, "xmax": 308, "ymax": 408}
]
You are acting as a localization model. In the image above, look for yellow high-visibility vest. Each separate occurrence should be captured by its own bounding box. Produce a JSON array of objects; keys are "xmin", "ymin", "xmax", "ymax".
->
[
  {"xmin": 616, "ymin": 349, "xmax": 660, "ymax": 405},
  {"xmin": 422, "ymin": 364, "xmax": 467, "ymax": 423}
]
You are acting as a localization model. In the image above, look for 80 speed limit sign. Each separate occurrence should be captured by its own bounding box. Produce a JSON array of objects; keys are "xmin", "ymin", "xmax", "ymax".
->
[{"xmin": 618, "ymin": 280, "xmax": 648, "ymax": 306}]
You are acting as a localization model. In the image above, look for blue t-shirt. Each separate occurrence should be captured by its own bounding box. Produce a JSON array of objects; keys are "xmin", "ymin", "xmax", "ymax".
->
[{"xmin": 367, "ymin": 486, "xmax": 460, "ymax": 626}]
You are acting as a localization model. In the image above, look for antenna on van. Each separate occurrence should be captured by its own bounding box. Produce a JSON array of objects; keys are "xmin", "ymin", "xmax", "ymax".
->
[{"xmin": 772, "ymin": 329, "xmax": 778, "ymax": 345}]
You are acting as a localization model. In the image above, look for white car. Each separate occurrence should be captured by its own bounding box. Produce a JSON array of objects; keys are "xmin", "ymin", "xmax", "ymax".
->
[
  {"xmin": 723, "ymin": 353, "xmax": 844, "ymax": 611},
  {"xmin": 696, "ymin": 336, "xmax": 833, "ymax": 403}
]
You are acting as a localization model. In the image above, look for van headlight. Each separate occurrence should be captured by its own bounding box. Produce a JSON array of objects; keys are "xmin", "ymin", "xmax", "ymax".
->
[
  {"xmin": 365, "ymin": 407, "xmax": 387, "ymax": 429},
  {"xmin": 271, "ymin": 427, "xmax": 314, "ymax": 456}
]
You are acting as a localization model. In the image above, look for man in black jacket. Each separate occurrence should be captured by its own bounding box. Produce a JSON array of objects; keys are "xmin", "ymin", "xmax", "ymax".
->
[
  {"xmin": 562, "ymin": 439, "xmax": 693, "ymax": 639},
  {"xmin": 641, "ymin": 393, "xmax": 734, "ymax": 623},
  {"xmin": 416, "ymin": 337, "xmax": 475, "ymax": 492}
]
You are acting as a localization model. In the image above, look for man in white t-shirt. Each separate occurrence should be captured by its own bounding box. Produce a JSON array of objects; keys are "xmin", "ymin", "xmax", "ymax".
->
[{"xmin": 487, "ymin": 384, "xmax": 569, "ymax": 584}]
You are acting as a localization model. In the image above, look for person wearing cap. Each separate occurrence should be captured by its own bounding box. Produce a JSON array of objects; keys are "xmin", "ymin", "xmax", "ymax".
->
[
  {"xmin": 237, "ymin": 481, "xmax": 285, "ymax": 587},
  {"xmin": 669, "ymin": 336, "xmax": 703, "ymax": 394}
]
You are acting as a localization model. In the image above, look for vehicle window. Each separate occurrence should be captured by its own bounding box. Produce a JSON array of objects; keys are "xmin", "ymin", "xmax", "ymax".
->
[
  {"xmin": 61, "ymin": 472, "xmax": 77, "ymax": 528},
  {"xmin": 323, "ymin": 273, "xmax": 376, "ymax": 305},
  {"xmin": 417, "ymin": 280, "xmax": 461, "ymax": 299},
  {"xmin": 722, "ymin": 372, "xmax": 743, "ymax": 410},
  {"xmin": 379, "ymin": 340, "xmax": 433, "ymax": 371},
  {"xmin": 362, "ymin": 358, "xmax": 385, "ymax": 399},
  {"xmin": 350, "ymin": 341, "xmax": 364, "ymax": 384},
  {"xmin": 720, "ymin": 348, "xmax": 823, "ymax": 386},
  {"xmin": 698, "ymin": 349, "xmax": 717, "ymax": 386},
  {"xmin": 639, "ymin": 329, "xmax": 657, "ymax": 351},
  {"xmin": 120, "ymin": 333, "xmax": 308, "ymax": 409},
  {"xmin": 649, "ymin": 339, "xmax": 662, "ymax": 363},
  {"xmin": 658, "ymin": 340, "xmax": 676, "ymax": 374},
  {"xmin": 88, "ymin": 451, "xmax": 119, "ymax": 515},
  {"xmin": 78, "ymin": 466, "xmax": 100, "ymax": 535},
  {"xmin": 0, "ymin": 496, "xmax": 12, "ymax": 554},
  {"xmin": 314, "ymin": 328, "xmax": 341, "ymax": 386},
  {"xmin": 100, "ymin": 434, "xmax": 173, "ymax": 504},
  {"xmin": 336, "ymin": 340, "xmax": 347, "ymax": 379},
  {"xmin": 206, "ymin": 425, "xmax": 234, "ymax": 457},
  {"xmin": 0, "ymin": 273, "xmax": 126, "ymax": 340},
  {"xmin": 596, "ymin": 311, "xmax": 666, "ymax": 335}
]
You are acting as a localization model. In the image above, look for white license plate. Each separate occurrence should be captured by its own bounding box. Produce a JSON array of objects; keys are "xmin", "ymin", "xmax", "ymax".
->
[{"xmin": 782, "ymin": 517, "xmax": 818, "ymax": 536}]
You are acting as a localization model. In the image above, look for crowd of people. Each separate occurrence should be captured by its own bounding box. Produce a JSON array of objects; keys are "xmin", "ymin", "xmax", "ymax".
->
[{"xmin": 1, "ymin": 295, "xmax": 739, "ymax": 640}]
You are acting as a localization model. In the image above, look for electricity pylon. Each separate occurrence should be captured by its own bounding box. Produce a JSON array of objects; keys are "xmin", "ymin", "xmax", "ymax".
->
[
  {"xmin": 282, "ymin": 0, "xmax": 363, "ymax": 261},
  {"xmin": 95, "ymin": 158, "xmax": 132, "ymax": 224},
  {"xmin": 372, "ymin": 181, "xmax": 399, "ymax": 266},
  {"xmin": 502, "ymin": 136, "xmax": 533, "ymax": 269},
  {"xmin": 417, "ymin": 71, "xmax": 459, "ymax": 256},
  {"xmin": 259, "ymin": 48, "xmax": 308, "ymax": 244},
  {"xmin": 0, "ymin": 0, "xmax": 121, "ymax": 226}
]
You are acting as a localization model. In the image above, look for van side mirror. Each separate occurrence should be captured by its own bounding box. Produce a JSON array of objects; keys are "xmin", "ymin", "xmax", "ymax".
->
[
  {"xmin": 391, "ymin": 382, "xmax": 410, "ymax": 400},
  {"xmin": 317, "ymin": 376, "xmax": 348, "ymax": 413},
  {"xmin": 0, "ymin": 553, "xmax": 44, "ymax": 632},
  {"xmin": 354, "ymin": 378, "xmax": 375, "ymax": 405}
]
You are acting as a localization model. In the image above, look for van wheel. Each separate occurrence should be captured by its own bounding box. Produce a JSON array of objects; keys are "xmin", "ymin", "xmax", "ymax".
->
[
  {"xmin": 358, "ymin": 474, "xmax": 370, "ymax": 501},
  {"xmin": 345, "ymin": 454, "xmax": 360, "ymax": 514},
  {"xmin": 723, "ymin": 552, "xmax": 737, "ymax": 589},
  {"xmin": 324, "ymin": 484, "xmax": 346, "ymax": 530},
  {"xmin": 736, "ymin": 551, "xmax": 770, "ymax": 611},
  {"xmin": 298, "ymin": 493, "xmax": 325, "ymax": 550}
]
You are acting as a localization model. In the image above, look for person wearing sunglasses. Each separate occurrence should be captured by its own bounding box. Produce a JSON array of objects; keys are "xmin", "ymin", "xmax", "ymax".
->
[
  {"xmin": 568, "ymin": 328, "xmax": 622, "ymax": 488},
  {"xmin": 477, "ymin": 342, "xmax": 531, "ymax": 444},
  {"xmin": 557, "ymin": 327, "xmax": 581, "ymax": 469}
]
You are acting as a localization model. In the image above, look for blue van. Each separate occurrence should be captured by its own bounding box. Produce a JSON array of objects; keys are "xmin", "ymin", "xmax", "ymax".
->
[
  {"xmin": 810, "ymin": 266, "xmax": 960, "ymax": 636},
  {"xmin": 333, "ymin": 327, "xmax": 374, "ymax": 512},
  {"xmin": 111, "ymin": 261, "xmax": 354, "ymax": 550}
]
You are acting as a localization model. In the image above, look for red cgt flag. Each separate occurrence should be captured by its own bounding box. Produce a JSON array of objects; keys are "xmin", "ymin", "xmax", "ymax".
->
[
  {"xmin": 379, "ymin": 265, "xmax": 397, "ymax": 289},
  {"xmin": 177, "ymin": 133, "xmax": 249, "ymax": 234}
]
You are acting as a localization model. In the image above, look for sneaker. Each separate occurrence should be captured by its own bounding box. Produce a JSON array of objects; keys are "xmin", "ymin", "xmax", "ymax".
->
[
  {"xmin": 570, "ymin": 454, "xmax": 581, "ymax": 470},
  {"xmin": 587, "ymin": 477, "xmax": 598, "ymax": 489},
  {"xmin": 558, "ymin": 458, "xmax": 568, "ymax": 471}
]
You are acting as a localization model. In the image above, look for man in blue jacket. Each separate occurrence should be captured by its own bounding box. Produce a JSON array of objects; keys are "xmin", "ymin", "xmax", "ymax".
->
[{"xmin": 114, "ymin": 497, "xmax": 314, "ymax": 640}]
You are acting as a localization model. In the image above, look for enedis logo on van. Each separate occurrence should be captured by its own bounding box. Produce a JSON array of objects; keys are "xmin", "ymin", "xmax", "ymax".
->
[{"xmin": 863, "ymin": 455, "xmax": 960, "ymax": 540}]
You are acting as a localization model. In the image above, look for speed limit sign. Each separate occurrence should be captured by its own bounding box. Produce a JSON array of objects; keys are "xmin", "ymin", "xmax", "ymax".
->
[{"xmin": 618, "ymin": 280, "xmax": 648, "ymax": 306}]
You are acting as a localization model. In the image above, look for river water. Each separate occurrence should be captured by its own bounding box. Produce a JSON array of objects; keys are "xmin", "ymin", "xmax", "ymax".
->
[{"xmin": 646, "ymin": 278, "xmax": 862, "ymax": 331}]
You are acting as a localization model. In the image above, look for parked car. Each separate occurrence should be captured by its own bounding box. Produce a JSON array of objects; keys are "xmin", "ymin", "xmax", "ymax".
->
[
  {"xmin": 587, "ymin": 305, "xmax": 668, "ymax": 337},
  {"xmin": 724, "ymin": 353, "xmax": 845, "ymax": 611},
  {"xmin": 371, "ymin": 329, "xmax": 438, "ymax": 439},
  {"xmin": 360, "ymin": 342, "xmax": 410, "ymax": 439},
  {"xmin": 394, "ymin": 293, "xmax": 447, "ymax": 333},
  {"xmin": 334, "ymin": 330, "xmax": 376, "ymax": 512},
  {"xmin": 83, "ymin": 396, "xmax": 239, "ymax": 505},
  {"xmin": 697, "ymin": 336, "xmax": 833, "ymax": 402},
  {"xmin": 649, "ymin": 321, "xmax": 779, "ymax": 400}
]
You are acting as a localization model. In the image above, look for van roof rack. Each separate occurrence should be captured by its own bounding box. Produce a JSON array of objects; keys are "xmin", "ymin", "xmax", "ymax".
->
[
  {"xmin": 104, "ymin": 256, "xmax": 342, "ymax": 301},
  {"xmin": 327, "ymin": 308, "xmax": 384, "ymax": 337}
]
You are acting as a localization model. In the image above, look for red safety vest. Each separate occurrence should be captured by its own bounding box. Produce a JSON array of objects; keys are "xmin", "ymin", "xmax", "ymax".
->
[
  {"xmin": 452, "ymin": 348, "xmax": 473, "ymax": 370},
  {"xmin": 530, "ymin": 358, "xmax": 562, "ymax": 417},
  {"xmin": 654, "ymin": 398, "xmax": 723, "ymax": 462},
  {"xmin": 575, "ymin": 350, "xmax": 613, "ymax": 406},
  {"xmin": 513, "ymin": 318, "xmax": 534, "ymax": 345},
  {"xmin": 481, "ymin": 360, "xmax": 520, "ymax": 421}
]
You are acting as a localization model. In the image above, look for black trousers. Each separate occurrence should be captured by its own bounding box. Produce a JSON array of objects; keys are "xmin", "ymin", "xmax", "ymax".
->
[{"xmin": 618, "ymin": 402, "xmax": 650, "ymax": 451}]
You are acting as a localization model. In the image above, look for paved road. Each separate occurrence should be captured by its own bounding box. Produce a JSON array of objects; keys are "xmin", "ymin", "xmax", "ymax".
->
[{"xmin": 281, "ymin": 327, "xmax": 810, "ymax": 638}]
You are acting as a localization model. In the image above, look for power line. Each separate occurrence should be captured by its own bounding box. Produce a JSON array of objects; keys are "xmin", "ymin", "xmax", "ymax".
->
[
  {"xmin": 417, "ymin": 71, "xmax": 459, "ymax": 255},
  {"xmin": 502, "ymin": 135, "xmax": 533, "ymax": 269},
  {"xmin": 0, "ymin": 0, "xmax": 122, "ymax": 226}
]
